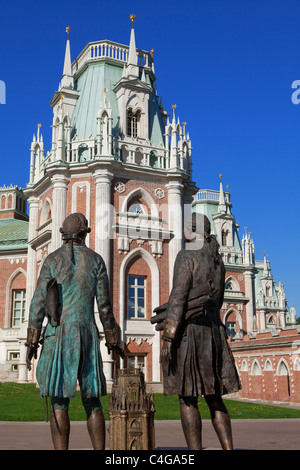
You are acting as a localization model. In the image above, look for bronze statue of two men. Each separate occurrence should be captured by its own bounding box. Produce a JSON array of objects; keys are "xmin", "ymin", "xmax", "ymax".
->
[{"xmin": 26, "ymin": 211, "xmax": 240, "ymax": 450}]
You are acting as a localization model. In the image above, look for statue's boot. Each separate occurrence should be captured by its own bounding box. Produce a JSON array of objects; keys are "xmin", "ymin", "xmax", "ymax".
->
[
  {"xmin": 87, "ymin": 409, "xmax": 106, "ymax": 450},
  {"xmin": 179, "ymin": 402, "xmax": 202, "ymax": 450},
  {"xmin": 50, "ymin": 409, "xmax": 70, "ymax": 450},
  {"xmin": 205, "ymin": 394, "xmax": 233, "ymax": 450}
]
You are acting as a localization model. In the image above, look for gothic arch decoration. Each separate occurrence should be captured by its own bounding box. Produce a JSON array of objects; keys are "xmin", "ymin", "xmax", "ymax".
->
[
  {"xmin": 264, "ymin": 359, "xmax": 273, "ymax": 371},
  {"xmin": 250, "ymin": 359, "xmax": 262, "ymax": 376},
  {"xmin": 121, "ymin": 187, "xmax": 158, "ymax": 218},
  {"xmin": 5, "ymin": 268, "xmax": 27, "ymax": 328},
  {"xmin": 224, "ymin": 307, "xmax": 243, "ymax": 339},
  {"xmin": 40, "ymin": 198, "xmax": 52, "ymax": 227},
  {"xmin": 276, "ymin": 359, "xmax": 290, "ymax": 376},
  {"xmin": 165, "ymin": 124, "xmax": 173, "ymax": 153},
  {"xmin": 225, "ymin": 276, "xmax": 240, "ymax": 291},
  {"xmin": 241, "ymin": 359, "xmax": 248, "ymax": 372},
  {"xmin": 1, "ymin": 194, "xmax": 6, "ymax": 209},
  {"xmin": 294, "ymin": 357, "xmax": 300, "ymax": 372},
  {"xmin": 267, "ymin": 314, "xmax": 276, "ymax": 327},
  {"xmin": 53, "ymin": 115, "xmax": 61, "ymax": 147},
  {"xmin": 119, "ymin": 247, "xmax": 160, "ymax": 328},
  {"xmin": 119, "ymin": 247, "xmax": 161, "ymax": 382},
  {"xmin": 63, "ymin": 115, "xmax": 71, "ymax": 144},
  {"xmin": 220, "ymin": 221, "xmax": 231, "ymax": 247},
  {"xmin": 71, "ymin": 181, "xmax": 91, "ymax": 247}
]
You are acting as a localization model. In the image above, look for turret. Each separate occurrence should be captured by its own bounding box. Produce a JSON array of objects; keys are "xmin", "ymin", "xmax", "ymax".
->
[{"xmin": 29, "ymin": 124, "xmax": 45, "ymax": 184}]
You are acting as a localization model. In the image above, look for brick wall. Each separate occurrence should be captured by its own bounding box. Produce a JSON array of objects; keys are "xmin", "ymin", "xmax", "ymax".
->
[
  {"xmin": 231, "ymin": 328, "xmax": 300, "ymax": 403},
  {"xmin": 0, "ymin": 259, "xmax": 27, "ymax": 328}
]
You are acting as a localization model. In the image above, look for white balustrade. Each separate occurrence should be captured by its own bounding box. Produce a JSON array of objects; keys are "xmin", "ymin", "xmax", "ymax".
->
[{"xmin": 72, "ymin": 40, "xmax": 152, "ymax": 76}]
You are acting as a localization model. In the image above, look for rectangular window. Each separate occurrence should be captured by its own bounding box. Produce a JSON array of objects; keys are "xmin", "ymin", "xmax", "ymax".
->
[
  {"xmin": 12, "ymin": 290, "xmax": 26, "ymax": 327},
  {"xmin": 8, "ymin": 351, "xmax": 20, "ymax": 361},
  {"xmin": 226, "ymin": 321, "xmax": 236, "ymax": 341},
  {"xmin": 127, "ymin": 354, "xmax": 146, "ymax": 374},
  {"xmin": 128, "ymin": 275, "xmax": 146, "ymax": 319}
]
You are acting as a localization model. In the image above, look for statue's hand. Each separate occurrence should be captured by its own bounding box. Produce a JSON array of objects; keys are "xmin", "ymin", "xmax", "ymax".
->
[
  {"xmin": 106, "ymin": 343, "xmax": 126, "ymax": 360},
  {"xmin": 25, "ymin": 328, "xmax": 41, "ymax": 371},
  {"xmin": 26, "ymin": 345, "xmax": 38, "ymax": 371}
]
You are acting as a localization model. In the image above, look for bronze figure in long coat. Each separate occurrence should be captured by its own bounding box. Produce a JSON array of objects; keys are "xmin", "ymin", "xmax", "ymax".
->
[
  {"xmin": 26, "ymin": 213, "xmax": 123, "ymax": 450},
  {"xmin": 151, "ymin": 213, "xmax": 241, "ymax": 450}
]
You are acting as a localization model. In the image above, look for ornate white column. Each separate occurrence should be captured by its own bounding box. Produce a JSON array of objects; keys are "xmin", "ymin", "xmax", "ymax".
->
[
  {"xmin": 93, "ymin": 170, "xmax": 114, "ymax": 277},
  {"xmin": 244, "ymin": 269, "xmax": 256, "ymax": 334},
  {"xmin": 51, "ymin": 174, "xmax": 69, "ymax": 252},
  {"xmin": 258, "ymin": 310, "xmax": 266, "ymax": 331},
  {"xmin": 18, "ymin": 196, "xmax": 39, "ymax": 383},
  {"xmin": 166, "ymin": 180, "xmax": 183, "ymax": 291},
  {"xmin": 93, "ymin": 169, "xmax": 114, "ymax": 383}
]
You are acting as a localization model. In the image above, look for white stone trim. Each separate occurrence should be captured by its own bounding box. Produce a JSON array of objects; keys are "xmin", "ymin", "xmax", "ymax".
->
[
  {"xmin": 119, "ymin": 247, "xmax": 161, "ymax": 382},
  {"xmin": 71, "ymin": 180, "xmax": 91, "ymax": 247},
  {"xmin": 5, "ymin": 268, "xmax": 27, "ymax": 328}
]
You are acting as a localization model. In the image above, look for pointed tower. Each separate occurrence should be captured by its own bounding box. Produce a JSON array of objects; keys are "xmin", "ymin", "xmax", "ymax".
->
[
  {"xmin": 29, "ymin": 124, "xmax": 45, "ymax": 185},
  {"xmin": 126, "ymin": 15, "xmax": 139, "ymax": 79},
  {"xmin": 60, "ymin": 26, "xmax": 73, "ymax": 89},
  {"xmin": 22, "ymin": 17, "xmax": 198, "ymax": 388},
  {"xmin": 49, "ymin": 27, "xmax": 79, "ymax": 162}
]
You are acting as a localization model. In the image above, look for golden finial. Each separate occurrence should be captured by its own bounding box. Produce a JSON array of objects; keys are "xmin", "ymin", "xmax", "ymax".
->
[
  {"xmin": 37, "ymin": 123, "xmax": 41, "ymax": 128},
  {"xmin": 226, "ymin": 184, "xmax": 229, "ymax": 191},
  {"xmin": 129, "ymin": 14, "xmax": 136, "ymax": 25},
  {"xmin": 219, "ymin": 173, "xmax": 222, "ymax": 180},
  {"xmin": 182, "ymin": 121, "xmax": 186, "ymax": 126},
  {"xmin": 66, "ymin": 26, "xmax": 70, "ymax": 38},
  {"xmin": 172, "ymin": 104, "xmax": 176, "ymax": 119},
  {"xmin": 150, "ymin": 49, "xmax": 154, "ymax": 55}
]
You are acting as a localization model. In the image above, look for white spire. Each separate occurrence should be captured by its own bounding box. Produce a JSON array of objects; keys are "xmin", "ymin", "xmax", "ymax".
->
[
  {"xmin": 60, "ymin": 26, "xmax": 73, "ymax": 89},
  {"xmin": 126, "ymin": 15, "xmax": 139, "ymax": 79},
  {"xmin": 218, "ymin": 174, "xmax": 227, "ymax": 213},
  {"xmin": 128, "ymin": 15, "xmax": 137, "ymax": 66}
]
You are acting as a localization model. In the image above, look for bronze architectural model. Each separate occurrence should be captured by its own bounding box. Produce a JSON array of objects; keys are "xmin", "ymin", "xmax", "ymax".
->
[{"xmin": 109, "ymin": 368, "xmax": 155, "ymax": 450}]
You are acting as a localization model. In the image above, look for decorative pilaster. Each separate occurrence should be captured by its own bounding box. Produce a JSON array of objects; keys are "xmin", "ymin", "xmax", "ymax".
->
[
  {"xmin": 244, "ymin": 270, "xmax": 256, "ymax": 334},
  {"xmin": 93, "ymin": 169, "xmax": 114, "ymax": 382},
  {"xmin": 166, "ymin": 180, "xmax": 183, "ymax": 291},
  {"xmin": 93, "ymin": 170, "xmax": 113, "ymax": 277},
  {"xmin": 51, "ymin": 174, "xmax": 69, "ymax": 252},
  {"xmin": 18, "ymin": 196, "xmax": 39, "ymax": 383}
]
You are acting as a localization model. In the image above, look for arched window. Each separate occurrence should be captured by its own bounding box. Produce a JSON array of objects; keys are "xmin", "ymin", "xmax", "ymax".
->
[
  {"xmin": 265, "ymin": 359, "xmax": 273, "ymax": 371},
  {"xmin": 267, "ymin": 315, "xmax": 276, "ymax": 327},
  {"xmin": 251, "ymin": 360, "xmax": 262, "ymax": 376},
  {"xmin": 222, "ymin": 230, "xmax": 228, "ymax": 246},
  {"xmin": 277, "ymin": 360, "xmax": 289, "ymax": 376},
  {"xmin": 127, "ymin": 108, "xmax": 141, "ymax": 138},
  {"xmin": 128, "ymin": 202, "xmax": 145, "ymax": 215}
]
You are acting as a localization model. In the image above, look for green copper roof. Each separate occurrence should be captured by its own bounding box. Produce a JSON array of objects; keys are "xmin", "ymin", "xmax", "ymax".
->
[
  {"xmin": 0, "ymin": 218, "xmax": 28, "ymax": 250},
  {"xmin": 192, "ymin": 194, "xmax": 242, "ymax": 252},
  {"xmin": 70, "ymin": 61, "xmax": 165, "ymax": 146}
]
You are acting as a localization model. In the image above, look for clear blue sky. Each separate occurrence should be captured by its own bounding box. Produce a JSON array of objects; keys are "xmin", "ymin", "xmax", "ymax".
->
[{"xmin": 0, "ymin": 0, "xmax": 299, "ymax": 316}]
